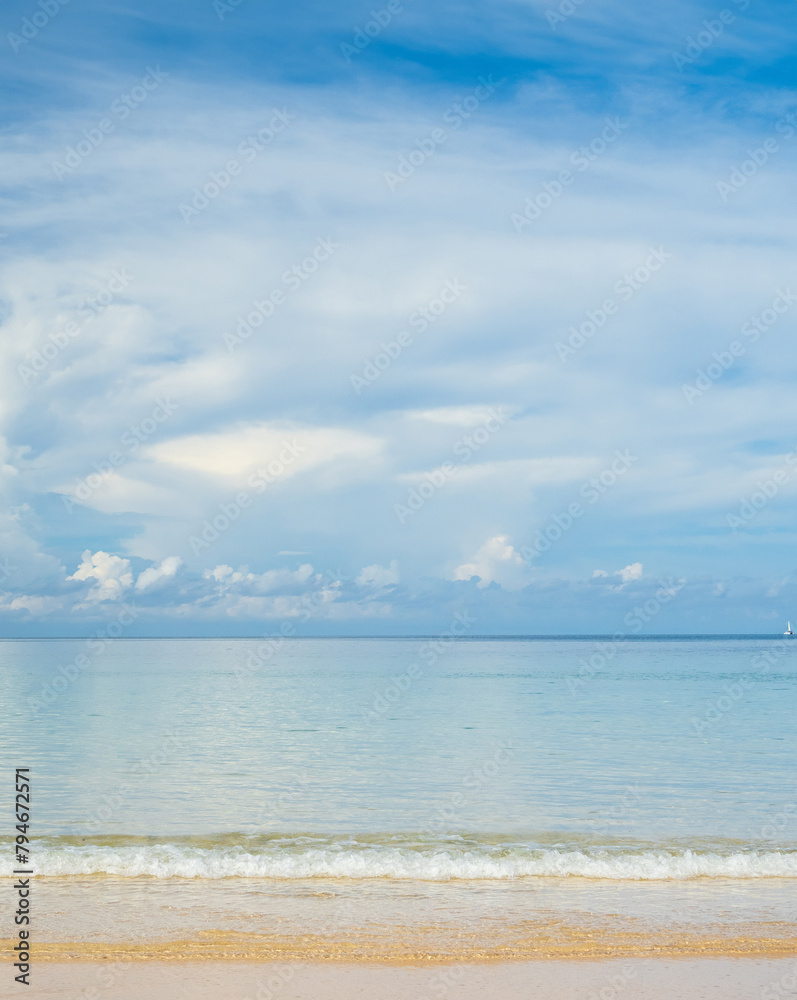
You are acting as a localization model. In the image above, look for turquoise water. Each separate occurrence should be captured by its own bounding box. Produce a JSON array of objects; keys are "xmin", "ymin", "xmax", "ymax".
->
[{"xmin": 2, "ymin": 636, "xmax": 796, "ymax": 879}]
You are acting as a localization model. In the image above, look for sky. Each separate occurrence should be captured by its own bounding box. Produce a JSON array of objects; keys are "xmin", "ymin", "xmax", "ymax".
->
[{"xmin": 1, "ymin": 0, "xmax": 796, "ymax": 636}]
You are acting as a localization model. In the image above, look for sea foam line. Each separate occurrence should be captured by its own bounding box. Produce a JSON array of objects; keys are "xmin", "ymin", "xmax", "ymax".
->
[{"xmin": 6, "ymin": 846, "xmax": 797, "ymax": 880}]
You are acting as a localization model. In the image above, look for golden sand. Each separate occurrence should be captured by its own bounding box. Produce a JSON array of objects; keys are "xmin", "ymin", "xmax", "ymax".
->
[{"xmin": 8, "ymin": 917, "xmax": 797, "ymax": 964}]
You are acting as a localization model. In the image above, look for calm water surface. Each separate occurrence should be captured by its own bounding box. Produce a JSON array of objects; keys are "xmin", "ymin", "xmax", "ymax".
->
[{"xmin": 1, "ymin": 637, "xmax": 794, "ymax": 846}]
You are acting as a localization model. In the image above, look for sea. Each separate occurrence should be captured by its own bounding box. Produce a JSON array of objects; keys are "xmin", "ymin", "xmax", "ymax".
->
[{"xmin": 2, "ymin": 636, "xmax": 796, "ymax": 961}]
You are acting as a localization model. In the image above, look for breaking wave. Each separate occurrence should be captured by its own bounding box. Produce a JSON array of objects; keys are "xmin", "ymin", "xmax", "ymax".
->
[{"xmin": 7, "ymin": 834, "xmax": 797, "ymax": 880}]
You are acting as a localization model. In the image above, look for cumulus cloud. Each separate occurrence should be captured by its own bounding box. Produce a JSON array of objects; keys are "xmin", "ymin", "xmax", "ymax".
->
[
  {"xmin": 136, "ymin": 555, "xmax": 183, "ymax": 591},
  {"xmin": 68, "ymin": 550, "xmax": 134, "ymax": 602},
  {"xmin": 0, "ymin": 595, "xmax": 65, "ymax": 616},
  {"xmin": 356, "ymin": 560, "xmax": 399, "ymax": 588},
  {"xmin": 453, "ymin": 536, "xmax": 532, "ymax": 591},
  {"xmin": 593, "ymin": 564, "xmax": 643, "ymax": 588},
  {"xmin": 615, "ymin": 562, "xmax": 643, "ymax": 584},
  {"xmin": 191, "ymin": 563, "xmax": 357, "ymax": 620},
  {"xmin": 202, "ymin": 563, "xmax": 316, "ymax": 593}
]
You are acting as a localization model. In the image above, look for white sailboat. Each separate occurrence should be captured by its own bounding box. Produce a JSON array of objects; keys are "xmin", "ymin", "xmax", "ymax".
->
[{"xmin": 786, "ymin": 621, "xmax": 794, "ymax": 636}]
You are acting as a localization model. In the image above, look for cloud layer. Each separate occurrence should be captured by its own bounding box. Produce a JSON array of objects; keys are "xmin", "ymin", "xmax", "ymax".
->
[{"xmin": 1, "ymin": 0, "xmax": 796, "ymax": 632}]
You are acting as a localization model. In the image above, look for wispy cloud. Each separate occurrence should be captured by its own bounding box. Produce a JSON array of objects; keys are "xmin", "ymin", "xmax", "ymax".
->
[{"xmin": 1, "ymin": 0, "xmax": 795, "ymax": 632}]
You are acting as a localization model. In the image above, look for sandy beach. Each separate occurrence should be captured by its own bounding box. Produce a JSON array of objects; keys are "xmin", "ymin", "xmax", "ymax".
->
[{"xmin": 28, "ymin": 958, "xmax": 797, "ymax": 1000}]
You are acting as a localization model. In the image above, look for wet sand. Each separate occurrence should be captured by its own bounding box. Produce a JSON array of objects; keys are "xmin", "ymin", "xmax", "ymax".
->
[{"xmin": 9, "ymin": 913, "xmax": 797, "ymax": 962}]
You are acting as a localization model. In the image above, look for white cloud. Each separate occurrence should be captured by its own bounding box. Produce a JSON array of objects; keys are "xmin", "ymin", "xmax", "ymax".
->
[
  {"xmin": 0, "ymin": 595, "xmax": 65, "ymax": 616},
  {"xmin": 356, "ymin": 560, "xmax": 399, "ymax": 588},
  {"xmin": 184, "ymin": 565, "xmax": 357, "ymax": 620},
  {"xmin": 56, "ymin": 473, "xmax": 189, "ymax": 518},
  {"xmin": 615, "ymin": 562, "xmax": 643, "ymax": 584},
  {"xmin": 397, "ymin": 457, "xmax": 595, "ymax": 488},
  {"xmin": 4, "ymin": 54, "xmax": 797, "ymax": 631},
  {"xmin": 205, "ymin": 564, "xmax": 235, "ymax": 583},
  {"xmin": 202, "ymin": 563, "xmax": 315, "ymax": 593},
  {"xmin": 136, "ymin": 555, "xmax": 182, "ymax": 591},
  {"xmin": 146, "ymin": 424, "xmax": 381, "ymax": 480},
  {"xmin": 407, "ymin": 406, "xmax": 512, "ymax": 427},
  {"xmin": 68, "ymin": 550, "xmax": 134, "ymax": 602},
  {"xmin": 453, "ymin": 535, "xmax": 532, "ymax": 591},
  {"xmin": 592, "ymin": 569, "xmax": 609, "ymax": 578}
]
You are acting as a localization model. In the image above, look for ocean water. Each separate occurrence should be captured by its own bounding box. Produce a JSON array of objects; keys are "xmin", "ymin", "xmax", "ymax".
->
[{"xmin": 3, "ymin": 636, "xmax": 796, "ymax": 953}]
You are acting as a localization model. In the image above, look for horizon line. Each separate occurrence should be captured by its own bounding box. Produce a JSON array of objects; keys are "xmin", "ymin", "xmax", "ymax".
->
[{"xmin": 0, "ymin": 633, "xmax": 793, "ymax": 641}]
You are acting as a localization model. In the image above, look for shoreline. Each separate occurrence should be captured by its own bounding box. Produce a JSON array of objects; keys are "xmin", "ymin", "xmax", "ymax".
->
[{"xmin": 9, "ymin": 921, "xmax": 797, "ymax": 963}]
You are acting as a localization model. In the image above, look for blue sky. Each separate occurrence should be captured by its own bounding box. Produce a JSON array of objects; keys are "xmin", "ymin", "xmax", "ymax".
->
[{"xmin": 1, "ymin": 0, "xmax": 796, "ymax": 635}]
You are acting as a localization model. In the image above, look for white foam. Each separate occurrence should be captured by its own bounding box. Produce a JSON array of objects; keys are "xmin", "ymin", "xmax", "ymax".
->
[{"xmin": 8, "ymin": 844, "xmax": 797, "ymax": 880}]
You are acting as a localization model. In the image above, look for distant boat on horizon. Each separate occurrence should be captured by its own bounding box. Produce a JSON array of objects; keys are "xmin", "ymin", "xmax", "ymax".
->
[{"xmin": 786, "ymin": 621, "xmax": 794, "ymax": 636}]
